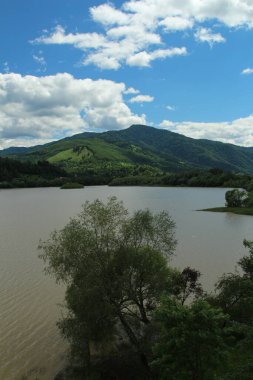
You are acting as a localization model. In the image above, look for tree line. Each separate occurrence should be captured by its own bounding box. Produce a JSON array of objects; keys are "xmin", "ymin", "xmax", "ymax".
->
[
  {"xmin": 39, "ymin": 197, "xmax": 253, "ymax": 380},
  {"xmin": 1, "ymin": 155, "xmax": 253, "ymax": 190},
  {"xmin": 0, "ymin": 157, "xmax": 67, "ymax": 188}
]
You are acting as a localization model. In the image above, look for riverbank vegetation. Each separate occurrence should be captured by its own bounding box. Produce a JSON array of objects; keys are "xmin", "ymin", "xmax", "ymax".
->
[
  {"xmin": 39, "ymin": 197, "xmax": 253, "ymax": 380},
  {"xmin": 0, "ymin": 157, "xmax": 67, "ymax": 188},
  {"xmin": 2, "ymin": 154, "xmax": 253, "ymax": 190},
  {"xmin": 202, "ymin": 188, "xmax": 253, "ymax": 216}
]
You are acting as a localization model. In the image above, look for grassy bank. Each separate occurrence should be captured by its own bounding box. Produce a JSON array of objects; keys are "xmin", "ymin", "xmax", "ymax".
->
[{"xmin": 200, "ymin": 207, "xmax": 253, "ymax": 216}]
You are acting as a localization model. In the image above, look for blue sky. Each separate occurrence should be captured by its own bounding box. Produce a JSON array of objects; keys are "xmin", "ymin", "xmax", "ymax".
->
[{"xmin": 1, "ymin": 0, "xmax": 253, "ymax": 148}]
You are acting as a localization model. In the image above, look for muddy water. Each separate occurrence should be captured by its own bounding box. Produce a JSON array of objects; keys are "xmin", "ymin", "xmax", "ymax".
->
[{"xmin": 1, "ymin": 186, "xmax": 253, "ymax": 379}]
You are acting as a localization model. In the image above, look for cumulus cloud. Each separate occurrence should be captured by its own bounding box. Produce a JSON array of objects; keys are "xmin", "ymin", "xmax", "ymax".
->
[
  {"xmin": 0, "ymin": 73, "xmax": 146, "ymax": 149},
  {"xmin": 129, "ymin": 95, "xmax": 154, "ymax": 103},
  {"xmin": 241, "ymin": 67, "xmax": 253, "ymax": 75},
  {"xmin": 33, "ymin": 0, "xmax": 253, "ymax": 69},
  {"xmin": 159, "ymin": 116, "xmax": 253, "ymax": 146},
  {"xmin": 194, "ymin": 28, "xmax": 226, "ymax": 46}
]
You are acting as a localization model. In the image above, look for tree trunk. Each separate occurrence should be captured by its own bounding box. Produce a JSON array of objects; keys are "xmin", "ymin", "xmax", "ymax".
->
[{"xmin": 117, "ymin": 311, "xmax": 152, "ymax": 378}]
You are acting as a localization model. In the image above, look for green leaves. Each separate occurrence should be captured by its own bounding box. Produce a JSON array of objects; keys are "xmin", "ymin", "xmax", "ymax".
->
[
  {"xmin": 39, "ymin": 197, "xmax": 177, "ymax": 368},
  {"xmin": 152, "ymin": 298, "xmax": 230, "ymax": 380}
]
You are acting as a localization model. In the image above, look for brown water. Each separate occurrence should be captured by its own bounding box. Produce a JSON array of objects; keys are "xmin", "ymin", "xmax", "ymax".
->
[{"xmin": 1, "ymin": 186, "xmax": 253, "ymax": 379}]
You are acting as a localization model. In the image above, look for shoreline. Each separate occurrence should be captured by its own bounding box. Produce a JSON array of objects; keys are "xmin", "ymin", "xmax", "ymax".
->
[{"xmin": 199, "ymin": 206, "xmax": 253, "ymax": 216}]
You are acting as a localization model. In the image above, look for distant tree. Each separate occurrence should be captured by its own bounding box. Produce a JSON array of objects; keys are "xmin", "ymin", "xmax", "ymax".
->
[
  {"xmin": 225, "ymin": 189, "xmax": 248, "ymax": 208},
  {"xmin": 39, "ymin": 197, "xmax": 177, "ymax": 373}
]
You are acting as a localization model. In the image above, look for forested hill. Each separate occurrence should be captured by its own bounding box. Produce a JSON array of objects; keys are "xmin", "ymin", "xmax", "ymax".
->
[{"xmin": 1, "ymin": 124, "xmax": 253, "ymax": 174}]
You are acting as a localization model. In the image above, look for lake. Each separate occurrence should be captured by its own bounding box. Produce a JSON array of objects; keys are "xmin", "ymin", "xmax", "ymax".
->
[{"xmin": 1, "ymin": 186, "xmax": 253, "ymax": 379}]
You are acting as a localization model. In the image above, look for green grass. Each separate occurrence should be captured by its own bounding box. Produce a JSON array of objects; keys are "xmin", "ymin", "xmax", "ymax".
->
[
  {"xmin": 199, "ymin": 207, "xmax": 253, "ymax": 216},
  {"xmin": 48, "ymin": 147, "xmax": 92, "ymax": 163}
]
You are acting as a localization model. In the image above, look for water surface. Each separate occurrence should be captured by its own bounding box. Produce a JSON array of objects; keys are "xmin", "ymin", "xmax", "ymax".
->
[{"xmin": 1, "ymin": 186, "xmax": 253, "ymax": 379}]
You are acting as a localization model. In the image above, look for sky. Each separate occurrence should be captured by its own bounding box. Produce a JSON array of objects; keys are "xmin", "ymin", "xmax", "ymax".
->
[{"xmin": 1, "ymin": 0, "xmax": 253, "ymax": 149}]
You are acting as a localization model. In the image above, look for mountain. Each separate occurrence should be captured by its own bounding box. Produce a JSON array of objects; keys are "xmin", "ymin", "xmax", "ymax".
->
[{"xmin": 1, "ymin": 124, "xmax": 253, "ymax": 174}]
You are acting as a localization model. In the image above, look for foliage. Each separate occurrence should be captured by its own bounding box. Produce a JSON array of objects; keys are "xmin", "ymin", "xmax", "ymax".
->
[
  {"xmin": 38, "ymin": 195, "xmax": 253, "ymax": 379},
  {"xmin": 152, "ymin": 297, "xmax": 230, "ymax": 380},
  {"xmin": 213, "ymin": 240, "xmax": 253, "ymax": 323},
  {"xmin": 209, "ymin": 240, "xmax": 253, "ymax": 378},
  {"xmin": 0, "ymin": 157, "xmax": 67, "ymax": 188},
  {"xmin": 225, "ymin": 189, "xmax": 248, "ymax": 207},
  {"xmin": 39, "ymin": 197, "xmax": 177, "ymax": 372},
  {"xmin": 170, "ymin": 266, "xmax": 203, "ymax": 305}
]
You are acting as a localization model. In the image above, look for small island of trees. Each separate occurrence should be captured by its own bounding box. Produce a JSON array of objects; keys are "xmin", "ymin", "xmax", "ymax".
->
[
  {"xmin": 39, "ymin": 197, "xmax": 253, "ymax": 380},
  {"xmin": 202, "ymin": 186, "xmax": 253, "ymax": 216}
]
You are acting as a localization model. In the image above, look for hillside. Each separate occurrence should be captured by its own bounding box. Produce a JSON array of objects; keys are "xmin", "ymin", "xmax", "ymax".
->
[{"xmin": 1, "ymin": 124, "xmax": 253, "ymax": 174}]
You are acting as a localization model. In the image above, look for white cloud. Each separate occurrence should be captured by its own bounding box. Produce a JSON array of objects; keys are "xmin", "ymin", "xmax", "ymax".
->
[
  {"xmin": 124, "ymin": 87, "xmax": 140, "ymax": 94},
  {"xmin": 159, "ymin": 115, "xmax": 253, "ymax": 146},
  {"xmin": 0, "ymin": 73, "xmax": 146, "ymax": 149},
  {"xmin": 34, "ymin": 25, "xmax": 107, "ymax": 50},
  {"xmin": 159, "ymin": 120, "xmax": 175, "ymax": 127},
  {"xmin": 241, "ymin": 67, "xmax": 253, "ymax": 75},
  {"xmin": 127, "ymin": 47, "xmax": 187, "ymax": 67},
  {"xmin": 194, "ymin": 28, "xmax": 226, "ymax": 46},
  {"xmin": 123, "ymin": 0, "xmax": 253, "ymax": 28},
  {"xmin": 90, "ymin": 4, "xmax": 130, "ymax": 26},
  {"xmin": 33, "ymin": 0, "xmax": 253, "ymax": 69},
  {"xmin": 166, "ymin": 105, "xmax": 175, "ymax": 111},
  {"xmin": 129, "ymin": 95, "xmax": 154, "ymax": 103},
  {"xmin": 160, "ymin": 16, "xmax": 194, "ymax": 31}
]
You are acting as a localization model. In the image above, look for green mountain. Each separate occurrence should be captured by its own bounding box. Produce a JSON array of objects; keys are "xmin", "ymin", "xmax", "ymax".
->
[{"xmin": 2, "ymin": 124, "xmax": 253, "ymax": 174}]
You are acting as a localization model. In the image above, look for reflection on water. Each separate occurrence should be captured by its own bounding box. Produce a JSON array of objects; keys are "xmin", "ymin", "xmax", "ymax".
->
[{"xmin": 1, "ymin": 186, "xmax": 253, "ymax": 379}]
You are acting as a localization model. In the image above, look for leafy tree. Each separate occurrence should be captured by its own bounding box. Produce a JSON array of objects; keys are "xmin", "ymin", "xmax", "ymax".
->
[
  {"xmin": 171, "ymin": 266, "xmax": 203, "ymax": 305},
  {"xmin": 225, "ymin": 189, "xmax": 248, "ymax": 208},
  {"xmin": 152, "ymin": 297, "xmax": 230, "ymax": 380},
  {"xmin": 214, "ymin": 240, "xmax": 253, "ymax": 324},
  {"xmin": 244, "ymin": 191, "xmax": 253, "ymax": 207},
  {"xmin": 211, "ymin": 240, "xmax": 253, "ymax": 378},
  {"xmin": 39, "ymin": 197, "xmax": 177, "ymax": 373}
]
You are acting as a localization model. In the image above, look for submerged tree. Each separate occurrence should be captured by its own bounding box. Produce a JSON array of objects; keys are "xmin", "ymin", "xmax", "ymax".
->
[{"xmin": 39, "ymin": 196, "xmax": 177, "ymax": 373}]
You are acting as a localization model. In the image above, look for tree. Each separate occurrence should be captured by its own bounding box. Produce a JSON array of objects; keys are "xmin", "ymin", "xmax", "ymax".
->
[
  {"xmin": 170, "ymin": 266, "xmax": 203, "ymax": 305},
  {"xmin": 225, "ymin": 189, "xmax": 248, "ymax": 208},
  {"xmin": 39, "ymin": 196, "xmax": 177, "ymax": 373},
  {"xmin": 152, "ymin": 297, "xmax": 230, "ymax": 380},
  {"xmin": 214, "ymin": 240, "xmax": 253, "ymax": 324},
  {"xmin": 210, "ymin": 240, "xmax": 253, "ymax": 378}
]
